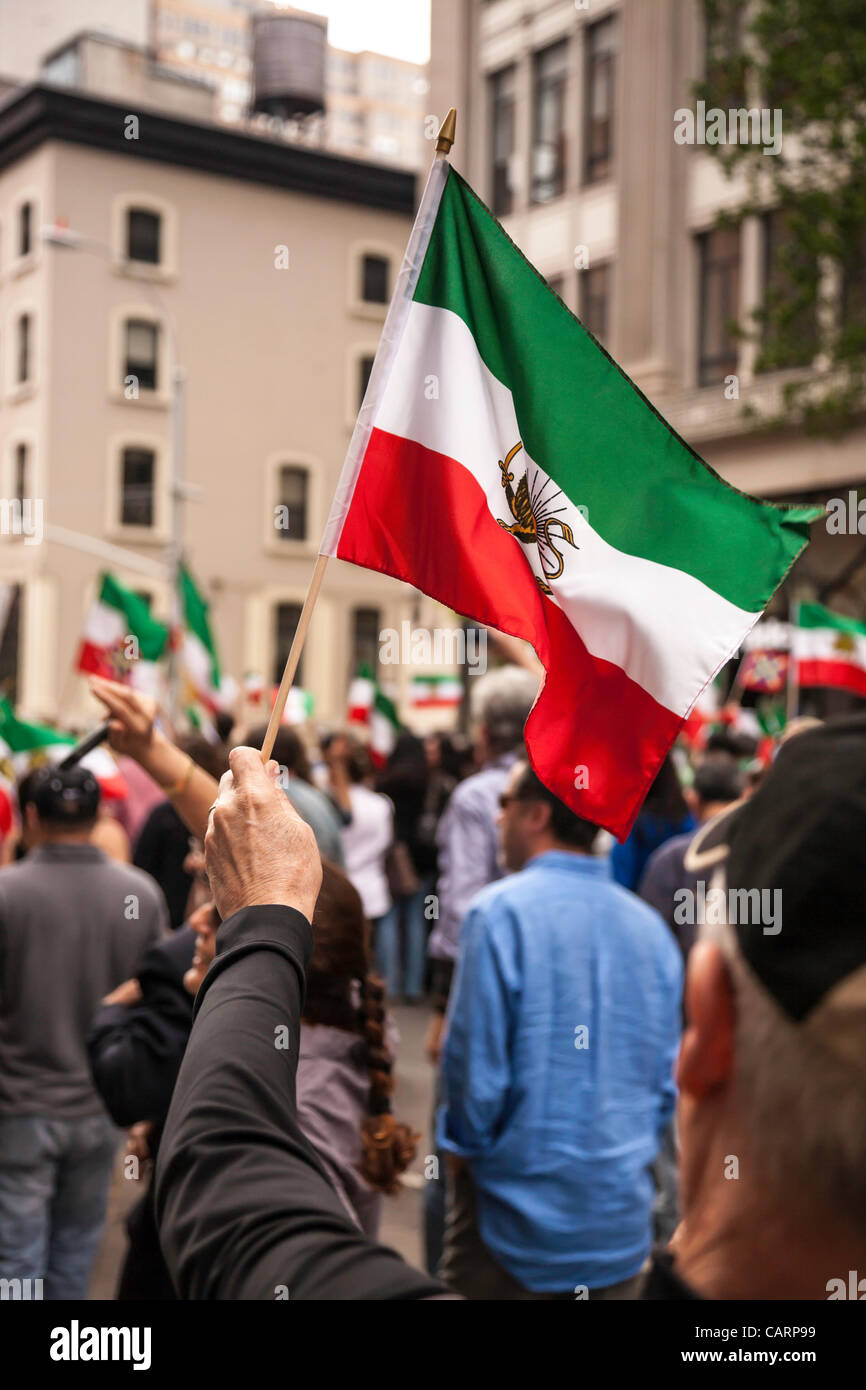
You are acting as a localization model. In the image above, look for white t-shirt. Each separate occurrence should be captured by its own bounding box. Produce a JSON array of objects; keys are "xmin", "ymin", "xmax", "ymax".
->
[{"xmin": 340, "ymin": 784, "xmax": 393, "ymax": 920}]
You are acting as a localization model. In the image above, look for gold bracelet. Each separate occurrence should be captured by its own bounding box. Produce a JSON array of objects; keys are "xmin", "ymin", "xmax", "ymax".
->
[{"xmin": 163, "ymin": 755, "xmax": 195, "ymax": 798}]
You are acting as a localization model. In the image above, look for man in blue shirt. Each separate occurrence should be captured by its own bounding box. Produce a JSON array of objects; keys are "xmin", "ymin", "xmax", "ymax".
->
[{"xmin": 438, "ymin": 761, "xmax": 683, "ymax": 1299}]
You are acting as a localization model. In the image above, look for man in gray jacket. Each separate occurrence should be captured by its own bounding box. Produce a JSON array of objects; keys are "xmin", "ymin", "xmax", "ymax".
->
[{"xmin": 0, "ymin": 764, "xmax": 167, "ymax": 1299}]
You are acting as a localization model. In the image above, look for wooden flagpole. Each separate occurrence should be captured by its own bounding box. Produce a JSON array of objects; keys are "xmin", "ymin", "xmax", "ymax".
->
[
  {"xmin": 260, "ymin": 108, "xmax": 458, "ymax": 762},
  {"xmin": 260, "ymin": 553, "xmax": 329, "ymax": 760}
]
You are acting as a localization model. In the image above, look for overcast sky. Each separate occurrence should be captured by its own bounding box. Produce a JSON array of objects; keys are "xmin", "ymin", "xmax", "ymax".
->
[{"xmin": 269, "ymin": 1, "xmax": 431, "ymax": 64}]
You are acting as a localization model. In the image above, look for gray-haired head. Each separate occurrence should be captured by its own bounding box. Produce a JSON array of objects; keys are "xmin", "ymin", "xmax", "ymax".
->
[{"xmin": 469, "ymin": 665, "xmax": 539, "ymax": 755}]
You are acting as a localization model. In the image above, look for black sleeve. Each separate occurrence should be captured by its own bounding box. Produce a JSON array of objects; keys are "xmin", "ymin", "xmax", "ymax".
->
[
  {"xmin": 153, "ymin": 904, "xmax": 448, "ymax": 1301},
  {"xmin": 87, "ymin": 956, "xmax": 194, "ymax": 1129}
]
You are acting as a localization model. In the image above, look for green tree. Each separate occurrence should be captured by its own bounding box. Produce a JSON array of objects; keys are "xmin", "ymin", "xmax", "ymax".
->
[{"xmin": 697, "ymin": 0, "xmax": 866, "ymax": 436}]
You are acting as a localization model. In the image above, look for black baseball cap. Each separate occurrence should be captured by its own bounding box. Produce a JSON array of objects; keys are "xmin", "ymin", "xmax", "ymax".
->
[
  {"xmin": 684, "ymin": 715, "xmax": 866, "ymax": 1047},
  {"xmin": 30, "ymin": 763, "xmax": 101, "ymax": 824}
]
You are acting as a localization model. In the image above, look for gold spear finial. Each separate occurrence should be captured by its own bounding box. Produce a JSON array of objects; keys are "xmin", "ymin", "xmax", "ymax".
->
[{"xmin": 436, "ymin": 107, "xmax": 457, "ymax": 156}]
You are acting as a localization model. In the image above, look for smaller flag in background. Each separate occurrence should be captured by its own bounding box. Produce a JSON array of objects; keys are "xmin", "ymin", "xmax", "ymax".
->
[
  {"xmin": 179, "ymin": 566, "xmax": 224, "ymax": 716},
  {"xmin": 77, "ymin": 573, "xmax": 168, "ymax": 696},
  {"xmin": 794, "ymin": 602, "xmax": 866, "ymax": 697},
  {"xmin": 409, "ymin": 673, "xmax": 464, "ymax": 709},
  {"xmin": 347, "ymin": 664, "xmax": 400, "ymax": 766},
  {"xmin": 0, "ymin": 698, "xmax": 126, "ymax": 799}
]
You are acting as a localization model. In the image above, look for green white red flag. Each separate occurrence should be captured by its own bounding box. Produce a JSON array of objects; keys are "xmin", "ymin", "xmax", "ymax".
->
[
  {"xmin": 409, "ymin": 673, "xmax": 463, "ymax": 709},
  {"xmin": 77, "ymin": 572, "xmax": 168, "ymax": 697},
  {"xmin": 347, "ymin": 664, "xmax": 400, "ymax": 765},
  {"xmin": 321, "ymin": 162, "xmax": 820, "ymax": 837},
  {"xmin": 0, "ymin": 698, "xmax": 126, "ymax": 800},
  {"xmin": 793, "ymin": 602, "xmax": 866, "ymax": 697},
  {"xmin": 178, "ymin": 565, "xmax": 224, "ymax": 714}
]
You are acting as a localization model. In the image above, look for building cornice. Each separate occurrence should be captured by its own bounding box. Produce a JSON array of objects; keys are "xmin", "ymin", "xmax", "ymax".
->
[{"xmin": 0, "ymin": 84, "xmax": 417, "ymax": 213}]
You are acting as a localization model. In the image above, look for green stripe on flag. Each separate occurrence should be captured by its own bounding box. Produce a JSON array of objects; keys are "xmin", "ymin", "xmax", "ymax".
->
[
  {"xmin": 179, "ymin": 565, "xmax": 221, "ymax": 688},
  {"xmin": 413, "ymin": 169, "xmax": 821, "ymax": 611},
  {"xmin": 797, "ymin": 601, "xmax": 866, "ymax": 637},
  {"xmin": 0, "ymin": 698, "xmax": 72, "ymax": 753},
  {"xmin": 99, "ymin": 573, "xmax": 169, "ymax": 663}
]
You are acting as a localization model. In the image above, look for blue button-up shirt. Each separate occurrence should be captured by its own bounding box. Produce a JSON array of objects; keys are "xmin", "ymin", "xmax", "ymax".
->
[{"xmin": 438, "ymin": 850, "xmax": 682, "ymax": 1292}]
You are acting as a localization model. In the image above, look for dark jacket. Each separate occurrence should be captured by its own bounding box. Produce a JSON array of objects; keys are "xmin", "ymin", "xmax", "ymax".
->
[
  {"xmin": 88, "ymin": 927, "xmax": 196, "ymax": 1127},
  {"xmin": 133, "ymin": 800, "xmax": 195, "ymax": 928},
  {"xmin": 87, "ymin": 927, "xmax": 196, "ymax": 1301},
  {"xmin": 154, "ymin": 904, "xmax": 447, "ymax": 1300}
]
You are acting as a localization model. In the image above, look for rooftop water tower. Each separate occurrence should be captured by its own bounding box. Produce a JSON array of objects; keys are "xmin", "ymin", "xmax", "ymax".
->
[{"xmin": 250, "ymin": 8, "xmax": 327, "ymax": 121}]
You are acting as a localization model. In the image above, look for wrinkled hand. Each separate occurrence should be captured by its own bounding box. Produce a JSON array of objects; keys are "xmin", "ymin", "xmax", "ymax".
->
[
  {"xmin": 204, "ymin": 747, "xmax": 322, "ymax": 923},
  {"xmin": 89, "ymin": 676, "xmax": 157, "ymax": 761}
]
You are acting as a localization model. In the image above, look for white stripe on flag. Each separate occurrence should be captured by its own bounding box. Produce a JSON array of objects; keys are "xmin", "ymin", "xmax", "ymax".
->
[{"xmin": 369, "ymin": 300, "xmax": 759, "ymax": 718}]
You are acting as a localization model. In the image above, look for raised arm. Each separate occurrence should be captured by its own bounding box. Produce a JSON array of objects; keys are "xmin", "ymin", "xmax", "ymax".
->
[
  {"xmin": 154, "ymin": 747, "xmax": 447, "ymax": 1301},
  {"xmin": 89, "ymin": 676, "xmax": 218, "ymax": 843}
]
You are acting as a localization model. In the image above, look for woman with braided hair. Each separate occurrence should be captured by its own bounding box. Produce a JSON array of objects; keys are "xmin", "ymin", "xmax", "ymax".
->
[{"xmin": 298, "ymin": 860, "xmax": 419, "ymax": 1238}]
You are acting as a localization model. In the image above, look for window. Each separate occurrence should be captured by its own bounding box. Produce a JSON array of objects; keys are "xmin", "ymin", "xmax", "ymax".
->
[
  {"xmin": 0, "ymin": 585, "xmax": 21, "ymax": 705},
  {"xmin": 757, "ymin": 209, "xmax": 819, "ymax": 372},
  {"xmin": 490, "ymin": 66, "xmax": 517, "ymax": 216},
  {"xmin": 361, "ymin": 254, "xmax": 389, "ymax": 304},
  {"xmin": 703, "ymin": 2, "xmax": 747, "ymax": 109},
  {"xmin": 358, "ymin": 354, "xmax": 375, "ymax": 407},
  {"xmin": 580, "ymin": 263, "xmax": 611, "ymax": 344},
  {"xmin": 126, "ymin": 208, "xmax": 162, "ymax": 265},
  {"xmin": 697, "ymin": 226, "xmax": 740, "ymax": 386},
  {"xmin": 352, "ymin": 606, "xmax": 380, "ymax": 678},
  {"xmin": 276, "ymin": 465, "xmax": 308, "ymax": 541},
  {"xmin": 584, "ymin": 17, "xmax": 617, "ymax": 185},
  {"xmin": 125, "ymin": 319, "xmax": 159, "ymax": 391},
  {"xmin": 16, "ymin": 314, "xmax": 31, "ymax": 384},
  {"xmin": 18, "ymin": 201, "xmax": 32, "ymax": 258},
  {"xmin": 274, "ymin": 602, "xmax": 303, "ymax": 686},
  {"xmin": 120, "ymin": 447, "xmax": 156, "ymax": 527},
  {"xmin": 532, "ymin": 43, "xmax": 568, "ymax": 204}
]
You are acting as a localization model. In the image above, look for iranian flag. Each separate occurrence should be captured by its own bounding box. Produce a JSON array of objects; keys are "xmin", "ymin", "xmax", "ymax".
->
[
  {"xmin": 179, "ymin": 566, "xmax": 223, "ymax": 713},
  {"xmin": 347, "ymin": 664, "xmax": 400, "ymax": 765},
  {"xmin": 410, "ymin": 673, "xmax": 463, "ymax": 708},
  {"xmin": 321, "ymin": 163, "xmax": 820, "ymax": 837},
  {"xmin": 77, "ymin": 572, "xmax": 168, "ymax": 696},
  {"xmin": 793, "ymin": 602, "xmax": 866, "ymax": 697},
  {"xmin": 0, "ymin": 698, "xmax": 127, "ymax": 799}
]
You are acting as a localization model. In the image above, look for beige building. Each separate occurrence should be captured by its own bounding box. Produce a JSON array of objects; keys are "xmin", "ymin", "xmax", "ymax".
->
[
  {"xmin": 430, "ymin": 0, "xmax": 866, "ymax": 625},
  {"xmin": 0, "ymin": 1, "xmax": 428, "ymax": 171},
  {"xmin": 0, "ymin": 34, "xmax": 456, "ymax": 728}
]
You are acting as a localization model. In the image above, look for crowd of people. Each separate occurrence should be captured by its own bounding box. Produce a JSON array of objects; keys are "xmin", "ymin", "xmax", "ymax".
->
[{"xmin": 0, "ymin": 663, "xmax": 863, "ymax": 1302}]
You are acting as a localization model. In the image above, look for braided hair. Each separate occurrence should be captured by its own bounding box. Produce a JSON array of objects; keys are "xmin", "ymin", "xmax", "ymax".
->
[{"xmin": 303, "ymin": 861, "xmax": 419, "ymax": 1194}]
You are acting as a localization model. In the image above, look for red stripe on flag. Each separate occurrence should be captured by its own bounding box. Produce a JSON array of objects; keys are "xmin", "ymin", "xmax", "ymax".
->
[
  {"xmin": 77, "ymin": 642, "xmax": 124, "ymax": 681},
  {"xmin": 798, "ymin": 659, "xmax": 866, "ymax": 698},
  {"xmin": 336, "ymin": 428, "xmax": 682, "ymax": 839}
]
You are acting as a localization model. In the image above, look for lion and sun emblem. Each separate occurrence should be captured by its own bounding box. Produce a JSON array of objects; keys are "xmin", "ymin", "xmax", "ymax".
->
[{"xmin": 496, "ymin": 440, "xmax": 578, "ymax": 595}]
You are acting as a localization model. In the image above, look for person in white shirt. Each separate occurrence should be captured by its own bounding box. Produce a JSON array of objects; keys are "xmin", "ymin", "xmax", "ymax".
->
[{"xmin": 324, "ymin": 736, "xmax": 396, "ymax": 978}]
